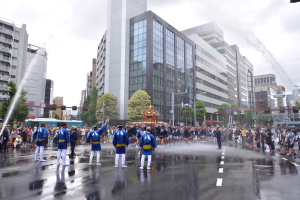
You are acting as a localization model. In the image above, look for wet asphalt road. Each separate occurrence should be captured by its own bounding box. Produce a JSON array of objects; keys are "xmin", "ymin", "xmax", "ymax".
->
[{"xmin": 0, "ymin": 141, "xmax": 300, "ymax": 200}]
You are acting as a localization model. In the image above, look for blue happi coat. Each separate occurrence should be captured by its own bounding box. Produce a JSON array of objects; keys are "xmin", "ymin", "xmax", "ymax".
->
[
  {"xmin": 112, "ymin": 130, "xmax": 129, "ymax": 154},
  {"xmin": 57, "ymin": 128, "xmax": 70, "ymax": 149},
  {"xmin": 139, "ymin": 132, "xmax": 157, "ymax": 155},
  {"xmin": 33, "ymin": 127, "xmax": 48, "ymax": 146},
  {"xmin": 86, "ymin": 124, "xmax": 107, "ymax": 151}
]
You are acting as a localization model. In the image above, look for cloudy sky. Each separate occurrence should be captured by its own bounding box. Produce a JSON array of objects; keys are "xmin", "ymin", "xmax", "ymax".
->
[{"xmin": 1, "ymin": 0, "xmax": 299, "ymax": 107}]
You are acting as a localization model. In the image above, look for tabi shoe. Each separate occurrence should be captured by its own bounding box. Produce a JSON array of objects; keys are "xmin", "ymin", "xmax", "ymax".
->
[
  {"xmin": 89, "ymin": 163, "xmax": 93, "ymax": 166},
  {"xmin": 140, "ymin": 167, "xmax": 143, "ymax": 170},
  {"xmin": 40, "ymin": 159, "xmax": 46, "ymax": 162},
  {"xmin": 147, "ymin": 166, "xmax": 151, "ymax": 170},
  {"xmin": 122, "ymin": 165, "xmax": 127, "ymax": 168},
  {"xmin": 96, "ymin": 163, "xmax": 101, "ymax": 166}
]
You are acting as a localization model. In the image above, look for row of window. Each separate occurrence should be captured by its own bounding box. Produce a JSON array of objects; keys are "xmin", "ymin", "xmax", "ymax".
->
[
  {"xmin": 196, "ymin": 77, "xmax": 227, "ymax": 94},
  {"xmin": 195, "ymin": 66, "xmax": 227, "ymax": 86},
  {"xmin": 196, "ymin": 44, "xmax": 225, "ymax": 69},
  {"xmin": 129, "ymin": 76, "xmax": 146, "ymax": 85},
  {"xmin": 195, "ymin": 55, "xmax": 227, "ymax": 77},
  {"xmin": 196, "ymin": 89, "xmax": 228, "ymax": 102}
]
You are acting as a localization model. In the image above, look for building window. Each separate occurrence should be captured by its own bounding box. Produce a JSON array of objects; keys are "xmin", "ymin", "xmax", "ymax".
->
[
  {"xmin": 129, "ymin": 19, "xmax": 147, "ymax": 97},
  {"xmin": 166, "ymin": 29, "xmax": 175, "ymax": 68},
  {"xmin": 14, "ymin": 39, "xmax": 19, "ymax": 43},
  {"xmin": 12, "ymin": 57, "xmax": 17, "ymax": 61},
  {"xmin": 10, "ymin": 75, "xmax": 15, "ymax": 78}
]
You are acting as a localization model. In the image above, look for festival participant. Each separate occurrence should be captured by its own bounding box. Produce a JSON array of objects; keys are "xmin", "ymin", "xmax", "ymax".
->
[
  {"xmin": 183, "ymin": 127, "xmax": 190, "ymax": 144},
  {"xmin": 86, "ymin": 120, "xmax": 108, "ymax": 166},
  {"xmin": 113, "ymin": 124, "xmax": 129, "ymax": 168},
  {"xmin": 57, "ymin": 123, "xmax": 70, "ymax": 166},
  {"xmin": 33, "ymin": 123, "xmax": 48, "ymax": 162},
  {"xmin": 139, "ymin": 126, "xmax": 157, "ymax": 170},
  {"xmin": 215, "ymin": 127, "xmax": 222, "ymax": 149}
]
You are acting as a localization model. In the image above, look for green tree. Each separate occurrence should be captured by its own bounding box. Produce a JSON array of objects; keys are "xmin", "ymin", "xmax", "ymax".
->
[
  {"xmin": 96, "ymin": 93, "xmax": 119, "ymax": 122},
  {"xmin": 55, "ymin": 113, "xmax": 60, "ymax": 120},
  {"xmin": 0, "ymin": 81, "xmax": 30, "ymax": 127},
  {"xmin": 128, "ymin": 90, "xmax": 151, "ymax": 121},
  {"xmin": 256, "ymin": 113, "xmax": 274, "ymax": 127},
  {"xmin": 78, "ymin": 87, "xmax": 98, "ymax": 125},
  {"xmin": 218, "ymin": 103, "xmax": 231, "ymax": 124},
  {"xmin": 195, "ymin": 101, "xmax": 206, "ymax": 124},
  {"xmin": 296, "ymin": 97, "xmax": 300, "ymax": 110},
  {"xmin": 239, "ymin": 109, "xmax": 255, "ymax": 128},
  {"xmin": 180, "ymin": 106, "xmax": 193, "ymax": 125}
]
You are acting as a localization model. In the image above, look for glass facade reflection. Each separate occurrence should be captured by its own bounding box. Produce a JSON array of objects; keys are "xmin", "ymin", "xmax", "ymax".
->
[{"xmin": 129, "ymin": 19, "xmax": 147, "ymax": 98}]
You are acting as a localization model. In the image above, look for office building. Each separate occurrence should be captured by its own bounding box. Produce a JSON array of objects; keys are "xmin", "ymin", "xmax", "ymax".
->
[
  {"xmin": 53, "ymin": 96, "xmax": 63, "ymax": 119},
  {"xmin": 187, "ymin": 22, "xmax": 255, "ymax": 109},
  {"xmin": 182, "ymin": 27, "xmax": 228, "ymax": 125},
  {"xmin": 25, "ymin": 44, "xmax": 47, "ymax": 117},
  {"xmin": 44, "ymin": 79, "xmax": 54, "ymax": 118},
  {"xmin": 100, "ymin": 0, "xmax": 147, "ymax": 120},
  {"xmin": 96, "ymin": 33, "xmax": 106, "ymax": 97},
  {"xmin": 0, "ymin": 17, "xmax": 28, "ymax": 106},
  {"xmin": 79, "ymin": 89, "xmax": 86, "ymax": 113},
  {"xmin": 86, "ymin": 71, "xmax": 93, "ymax": 97}
]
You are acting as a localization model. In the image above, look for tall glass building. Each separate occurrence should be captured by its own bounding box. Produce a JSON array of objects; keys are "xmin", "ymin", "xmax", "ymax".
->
[{"xmin": 129, "ymin": 11, "xmax": 195, "ymax": 123}]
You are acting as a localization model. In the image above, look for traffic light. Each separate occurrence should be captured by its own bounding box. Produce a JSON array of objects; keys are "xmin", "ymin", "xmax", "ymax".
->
[
  {"xmin": 280, "ymin": 107, "xmax": 285, "ymax": 113},
  {"xmin": 72, "ymin": 106, "xmax": 77, "ymax": 110},
  {"xmin": 291, "ymin": 0, "xmax": 300, "ymax": 3},
  {"xmin": 61, "ymin": 105, "xmax": 66, "ymax": 110}
]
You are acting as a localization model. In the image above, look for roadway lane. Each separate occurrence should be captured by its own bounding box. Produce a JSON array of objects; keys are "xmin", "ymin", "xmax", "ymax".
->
[{"xmin": 0, "ymin": 141, "xmax": 299, "ymax": 200}]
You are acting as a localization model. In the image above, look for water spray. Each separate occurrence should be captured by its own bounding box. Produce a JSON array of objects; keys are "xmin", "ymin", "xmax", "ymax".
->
[{"xmin": 0, "ymin": 48, "xmax": 45, "ymax": 136}]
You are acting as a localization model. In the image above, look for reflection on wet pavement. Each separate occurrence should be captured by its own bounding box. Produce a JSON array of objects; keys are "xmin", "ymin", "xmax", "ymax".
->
[{"xmin": 0, "ymin": 143, "xmax": 299, "ymax": 199}]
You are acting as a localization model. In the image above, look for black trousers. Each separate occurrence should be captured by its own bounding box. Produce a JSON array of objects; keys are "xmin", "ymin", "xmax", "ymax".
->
[{"xmin": 217, "ymin": 138, "xmax": 221, "ymax": 149}]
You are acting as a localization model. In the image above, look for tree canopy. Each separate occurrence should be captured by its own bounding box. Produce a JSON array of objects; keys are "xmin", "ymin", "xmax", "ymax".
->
[
  {"xmin": 96, "ymin": 93, "xmax": 119, "ymax": 122},
  {"xmin": 0, "ymin": 81, "xmax": 30, "ymax": 127},
  {"xmin": 128, "ymin": 90, "xmax": 151, "ymax": 121},
  {"xmin": 195, "ymin": 101, "xmax": 206, "ymax": 123},
  {"xmin": 296, "ymin": 97, "xmax": 300, "ymax": 110},
  {"xmin": 78, "ymin": 87, "xmax": 98, "ymax": 126}
]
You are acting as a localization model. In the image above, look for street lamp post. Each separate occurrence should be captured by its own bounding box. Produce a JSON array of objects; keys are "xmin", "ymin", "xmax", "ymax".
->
[
  {"xmin": 194, "ymin": 92, "xmax": 206, "ymax": 127},
  {"xmin": 172, "ymin": 92, "xmax": 187, "ymax": 126}
]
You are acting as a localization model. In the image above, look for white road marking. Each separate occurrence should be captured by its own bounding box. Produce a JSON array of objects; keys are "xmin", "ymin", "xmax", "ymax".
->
[
  {"xmin": 219, "ymin": 168, "xmax": 223, "ymax": 173},
  {"xmin": 282, "ymin": 158, "xmax": 288, "ymax": 160},
  {"xmin": 222, "ymin": 153, "xmax": 225, "ymax": 155},
  {"xmin": 223, "ymin": 150, "xmax": 225, "ymax": 152},
  {"xmin": 221, "ymin": 156, "xmax": 225, "ymax": 159},
  {"xmin": 216, "ymin": 178, "xmax": 223, "ymax": 186},
  {"xmin": 220, "ymin": 161, "xmax": 224, "ymax": 165}
]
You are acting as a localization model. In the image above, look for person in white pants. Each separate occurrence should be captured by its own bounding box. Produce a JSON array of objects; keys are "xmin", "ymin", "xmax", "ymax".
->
[
  {"xmin": 139, "ymin": 126, "xmax": 157, "ymax": 170},
  {"xmin": 57, "ymin": 123, "xmax": 70, "ymax": 166},
  {"xmin": 86, "ymin": 120, "xmax": 108, "ymax": 166},
  {"xmin": 113, "ymin": 124, "xmax": 129, "ymax": 168},
  {"xmin": 33, "ymin": 123, "xmax": 48, "ymax": 162}
]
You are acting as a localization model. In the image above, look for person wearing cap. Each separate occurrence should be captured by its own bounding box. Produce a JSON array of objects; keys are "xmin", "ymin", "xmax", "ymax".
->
[
  {"xmin": 113, "ymin": 124, "xmax": 129, "ymax": 168},
  {"xmin": 33, "ymin": 122, "xmax": 48, "ymax": 162},
  {"xmin": 57, "ymin": 123, "xmax": 71, "ymax": 166},
  {"xmin": 139, "ymin": 126, "xmax": 157, "ymax": 170},
  {"xmin": 70, "ymin": 126, "xmax": 79, "ymax": 157},
  {"xmin": 86, "ymin": 119, "xmax": 108, "ymax": 166}
]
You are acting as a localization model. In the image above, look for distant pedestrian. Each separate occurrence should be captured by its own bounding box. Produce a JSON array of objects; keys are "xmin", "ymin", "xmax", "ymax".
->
[
  {"xmin": 113, "ymin": 124, "xmax": 129, "ymax": 168},
  {"xmin": 57, "ymin": 123, "xmax": 70, "ymax": 166},
  {"xmin": 86, "ymin": 120, "xmax": 108, "ymax": 166},
  {"xmin": 215, "ymin": 127, "xmax": 222, "ymax": 149},
  {"xmin": 70, "ymin": 126, "xmax": 79, "ymax": 157},
  {"xmin": 33, "ymin": 123, "xmax": 48, "ymax": 162}
]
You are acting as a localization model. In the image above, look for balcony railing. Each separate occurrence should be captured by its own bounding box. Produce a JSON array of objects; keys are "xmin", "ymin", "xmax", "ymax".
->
[
  {"xmin": 0, "ymin": 56, "xmax": 10, "ymax": 61},
  {"xmin": 0, "ymin": 27, "xmax": 13, "ymax": 35},
  {"xmin": 0, "ymin": 95, "xmax": 10, "ymax": 99},
  {"xmin": 0, "ymin": 46, "xmax": 11, "ymax": 53},
  {"xmin": 0, "ymin": 37, "xmax": 12, "ymax": 44},
  {"xmin": 0, "ymin": 87, "xmax": 8, "ymax": 91},
  {"xmin": 0, "ymin": 76, "xmax": 9, "ymax": 81},
  {"xmin": 0, "ymin": 65, "xmax": 10, "ymax": 72}
]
